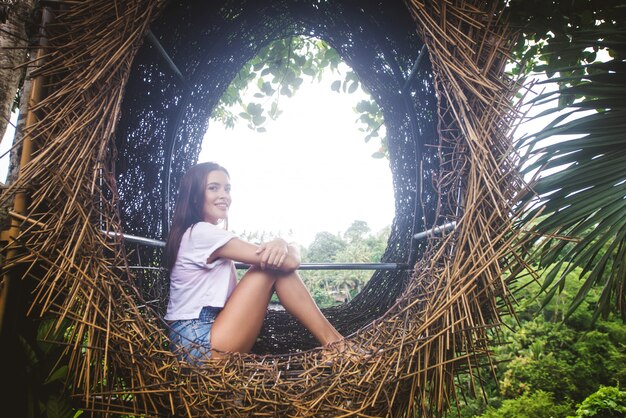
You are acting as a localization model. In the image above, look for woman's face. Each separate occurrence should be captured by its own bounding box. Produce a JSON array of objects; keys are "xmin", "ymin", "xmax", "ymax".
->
[{"xmin": 202, "ymin": 170, "xmax": 231, "ymax": 224}]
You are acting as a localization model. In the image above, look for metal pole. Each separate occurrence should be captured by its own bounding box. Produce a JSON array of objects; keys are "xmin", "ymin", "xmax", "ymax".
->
[
  {"xmin": 146, "ymin": 30, "xmax": 189, "ymax": 88},
  {"xmin": 103, "ymin": 231, "xmax": 411, "ymax": 271},
  {"xmin": 401, "ymin": 44, "xmax": 427, "ymax": 93},
  {"xmin": 413, "ymin": 221, "xmax": 456, "ymax": 240},
  {"xmin": 103, "ymin": 230, "xmax": 165, "ymax": 248},
  {"xmin": 103, "ymin": 222, "xmax": 459, "ymax": 273}
]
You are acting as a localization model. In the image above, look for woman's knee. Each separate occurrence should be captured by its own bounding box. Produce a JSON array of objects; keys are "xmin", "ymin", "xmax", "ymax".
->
[{"xmin": 240, "ymin": 268, "xmax": 292, "ymax": 286}]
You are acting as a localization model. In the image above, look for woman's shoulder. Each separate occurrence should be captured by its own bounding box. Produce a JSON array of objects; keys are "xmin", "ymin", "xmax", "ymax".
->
[
  {"xmin": 192, "ymin": 221, "xmax": 225, "ymax": 231},
  {"xmin": 188, "ymin": 222, "xmax": 234, "ymax": 239}
]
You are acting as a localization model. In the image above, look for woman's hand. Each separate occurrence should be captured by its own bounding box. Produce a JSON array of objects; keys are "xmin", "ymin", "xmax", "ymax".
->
[
  {"xmin": 212, "ymin": 238, "xmax": 301, "ymax": 272},
  {"xmin": 256, "ymin": 238, "xmax": 290, "ymax": 270}
]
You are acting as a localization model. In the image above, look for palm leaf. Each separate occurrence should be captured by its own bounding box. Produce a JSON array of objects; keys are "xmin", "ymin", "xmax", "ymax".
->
[{"xmin": 517, "ymin": 34, "xmax": 626, "ymax": 320}]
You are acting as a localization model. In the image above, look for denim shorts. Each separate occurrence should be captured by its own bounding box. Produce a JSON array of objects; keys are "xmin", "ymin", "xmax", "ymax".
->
[{"xmin": 168, "ymin": 306, "xmax": 222, "ymax": 365}]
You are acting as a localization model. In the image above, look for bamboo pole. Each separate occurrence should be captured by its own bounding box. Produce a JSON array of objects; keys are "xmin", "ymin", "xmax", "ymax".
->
[{"xmin": 0, "ymin": 7, "xmax": 51, "ymax": 333}]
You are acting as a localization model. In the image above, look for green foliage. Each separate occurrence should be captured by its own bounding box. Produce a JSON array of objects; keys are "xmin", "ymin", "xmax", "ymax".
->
[
  {"xmin": 570, "ymin": 386, "xmax": 626, "ymax": 418},
  {"xmin": 506, "ymin": 0, "xmax": 626, "ymax": 320},
  {"xmin": 343, "ymin": 220, "xmax": 370, "ymax": 243},
  {"xmin": 211, "ymin": 35, "xmax": 387, "ymax": 158},
  {"xmin": 500, "ymin": 353, "xmax": 577, "ymax": 401},
  {"xmin": 511, "ymin": 265, "xmax": 602, "ymax": 328},
  {"xmin": 506, "ymin": 0, "xmax": 625, "ymax": 81},
  {"xmin": 212, "ymin": 36, "xmax": 336, "ymax": 131},
  {"xmin": 309, "ymin": 287, "xmax": 336, "ymax": 308},
  {"xmin": 479, "ymin": 390, "xmax": 574, "ymax": 418},
  {"xmin": 17, "ymin": 318, "xmax": 81, "ymax": 418},
  {"xmin": 516, "ymin": 43, "xmax": 626, "ymax": 320},
  {"xmin": 500, "ymin": 272, "xmax": 625, "ymax": 401},
  {"xmin": 299, "ymin": 221, "xmax": 390, "ymax": 307},
  {"xmin": 457, "ymin": 268, "xmax": 626, "ymax": 417},
  {"xmin": 306, "ymin": 231, "xmax": 347, "ymax": 263},
  {"xmin": 354, "ymin": 98, "xmax": 387, "ymax": 159}
]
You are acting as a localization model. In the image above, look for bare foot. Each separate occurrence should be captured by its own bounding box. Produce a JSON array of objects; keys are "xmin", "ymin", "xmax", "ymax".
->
[{"xmin": 322, "ymin": 339, "xmax": 374, "ymax": 364}]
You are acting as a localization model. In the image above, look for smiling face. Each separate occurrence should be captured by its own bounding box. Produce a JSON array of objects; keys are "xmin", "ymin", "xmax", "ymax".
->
[{"xmin": 202, "ymin": 170, "xmax": 231, "ymax": 225}]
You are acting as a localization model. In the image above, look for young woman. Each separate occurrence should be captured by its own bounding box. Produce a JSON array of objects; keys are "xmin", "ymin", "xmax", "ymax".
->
[{"xmin": 164, "ymin": 162, "xmax": 344, "ymax": 363}]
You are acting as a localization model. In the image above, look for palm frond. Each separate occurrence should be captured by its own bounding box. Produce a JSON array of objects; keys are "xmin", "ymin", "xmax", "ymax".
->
[{"xmin": 517, "ymin": 33, "xmax": 626, "ymax": 320}]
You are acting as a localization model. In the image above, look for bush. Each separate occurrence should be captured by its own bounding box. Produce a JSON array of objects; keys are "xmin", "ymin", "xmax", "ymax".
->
[
  {"xmin": 569, "ymin": 386, "xmax": 626, "ymax": 418},
  {"xmin": 500, "ymin": 354, "xmax": 576, "ymax": 401},
  {"xmin": 479, "ymin": 390, "xmax": 573, "ymax": 418}
]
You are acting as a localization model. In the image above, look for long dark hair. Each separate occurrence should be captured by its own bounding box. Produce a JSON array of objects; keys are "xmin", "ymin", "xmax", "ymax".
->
[{"xmin": 165, "ymin": 162, "xmax": 229, "ymax": 272}]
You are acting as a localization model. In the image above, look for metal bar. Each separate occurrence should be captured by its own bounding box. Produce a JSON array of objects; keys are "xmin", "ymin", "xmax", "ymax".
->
[
  {"xmin": 146, "ymin": 29, "xmax": 188, "ymax": 88},
  {"xmin": 116, "ymin": 263, "xmax": 409, "ymax": 272},
  {"xmin": 413, "ymin": 221, "xmax": 456, "ymax": 240},
  {"xmin": 103, "ymin": 221, "xmax": 457, "ymax": 273},
  {"xmin": 103, "ymin": 232, "xmax": 408, "ymax": 270},
  {"xmin": 104, "ymin": 221, "xmax": 458, "ymax": 250},
  {"xmin": 102, "ymin": 230, "xmax": 165, "ymax": 247},
  {"xmin": 401, "ymin": 44, "xmax": 427, "ymax": 93},
  {"xmin": 235, "ymin": 262, "xmax": 408, "ymax": 271}
]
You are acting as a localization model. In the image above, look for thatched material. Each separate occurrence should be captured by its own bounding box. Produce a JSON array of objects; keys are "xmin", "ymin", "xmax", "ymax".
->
[
  {"xmin": 0, "ymin": 0, "xmax": 523, "ymax": 416},
  {"xmin": 116, "ymin": 0, "xmax": 439, "ymax": 355}
]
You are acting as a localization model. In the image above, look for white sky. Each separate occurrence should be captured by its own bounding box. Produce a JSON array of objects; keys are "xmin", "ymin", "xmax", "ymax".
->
[
  {"xmin": 198, "ymin": 75, "xmax": 395, "ymax": 246},
  {"xmin": 0, "ymin": 111, "xmax": 17, "ymax": 183}
]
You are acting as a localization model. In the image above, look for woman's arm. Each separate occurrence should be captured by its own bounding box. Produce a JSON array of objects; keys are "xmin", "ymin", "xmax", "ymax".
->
[{"xmin": 210, "ymin": 238, "xmax": 301, "ymax": 272}]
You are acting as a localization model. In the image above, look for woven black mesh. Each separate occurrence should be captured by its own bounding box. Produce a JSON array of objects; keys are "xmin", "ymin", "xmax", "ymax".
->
[{"xmin": 114, "ymin": 0, "xmax": 444, "ymax": 354}]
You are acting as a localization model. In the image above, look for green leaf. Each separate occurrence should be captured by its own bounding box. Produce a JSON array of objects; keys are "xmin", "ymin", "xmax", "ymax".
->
[
  {"xmin": 246, "ymin": 103, "xmax": 262, "ymax": 116},
  {"xmin": 45, "ymin": 365, "xmax": 68, "ymax": 385},
  {"xmin": 269, "ymin": 102, "xmax": 279, "ymax": 119},
  {"xmin": 18, "ymin": 335, "xmax": 39, "ymax": 367},
  {"xmin": 252, "ymin": 115, "xmax": 266, "ymax": 126},
  {"xmin": 355, "ymin": 100, "xmax": 370, "ymax": 113},
  {"xmin": 294, "ymin": 54, "xmax": 306, "ymax": 67},
  {"xmin": 45, "ymin": 394, "xmax": 75, "ymax": 418},
  {"xmin": 330, "ymin": 80, "xmax": 341, "ymax": 92},
  {"xmin": 280, "ymin": 85, "xmax": 292, "ymax": 97}
]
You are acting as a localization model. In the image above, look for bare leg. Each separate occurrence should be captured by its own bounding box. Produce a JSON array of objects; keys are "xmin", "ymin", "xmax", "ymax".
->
[
  {"xmin": 273, "ymin": 272, "xmax": 342, "ymax": 345},
  {"xmin": 210, "ymin": 269, "xmax": 342, "ymax": 356}
]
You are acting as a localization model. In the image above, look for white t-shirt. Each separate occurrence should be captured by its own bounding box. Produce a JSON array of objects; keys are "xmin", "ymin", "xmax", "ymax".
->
[{"xmin": 164, "ymin": 222, "xmax": 238, "ymax": 321}]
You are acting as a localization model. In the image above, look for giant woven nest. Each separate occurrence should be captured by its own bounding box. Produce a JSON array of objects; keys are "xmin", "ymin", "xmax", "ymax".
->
[{"xmin": 1, "ymin": 0, "xmax": 526, "ymax": 416}]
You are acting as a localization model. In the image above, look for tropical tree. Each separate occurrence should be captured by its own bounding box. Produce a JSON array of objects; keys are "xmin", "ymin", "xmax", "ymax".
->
[
  {"xmin": 456, "ymin": 267, "xmax": 626, "ymax": 418},
  {"xmin": 299, "ymin": 221, "xmax": 390, "ymax": 307},
  {"xmin": 305, "ymin": 231, "xmax": 346, "ymax": 263},
  {"xmin": 508, "ymin": 0, "xmax": 626, "ymax": 320}
]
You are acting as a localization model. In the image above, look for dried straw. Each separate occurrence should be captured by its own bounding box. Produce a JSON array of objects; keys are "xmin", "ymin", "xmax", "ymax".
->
[{"xmin": 0, "ymin": 0, "xmax": 526, "ymax": 416}]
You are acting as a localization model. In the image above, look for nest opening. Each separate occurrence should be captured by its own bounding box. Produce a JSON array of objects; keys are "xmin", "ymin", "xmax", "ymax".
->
[{"xmin": 116, "ymin": 0, "xmax": 441, "ymax": 354}]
